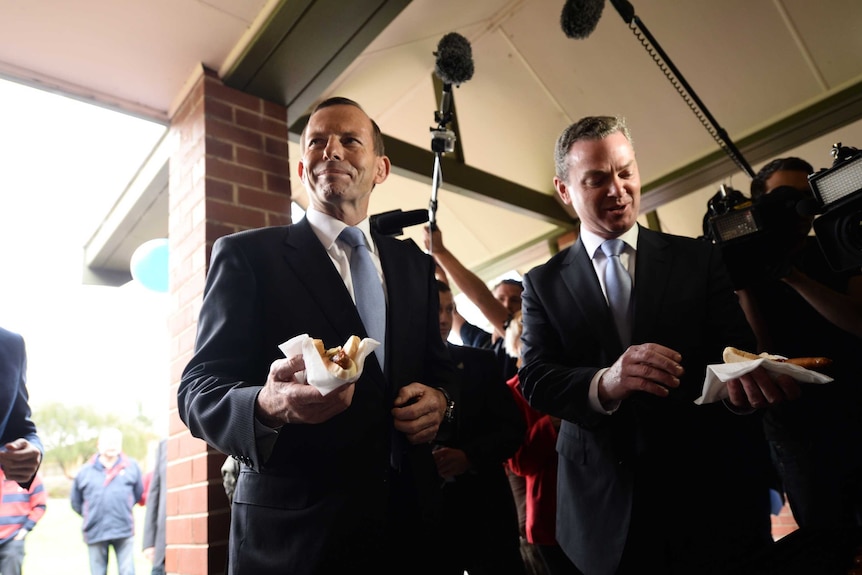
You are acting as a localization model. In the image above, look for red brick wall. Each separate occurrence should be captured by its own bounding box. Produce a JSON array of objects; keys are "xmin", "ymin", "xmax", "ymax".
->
[{"xmin": 165, "ymin": 66, "xmax": 290, "ymax": 575}]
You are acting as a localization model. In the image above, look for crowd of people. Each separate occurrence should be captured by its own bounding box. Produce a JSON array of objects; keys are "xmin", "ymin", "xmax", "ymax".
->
[{"xmin": 4, "ymin": 94, "xmax": 860, "ymax": 575}]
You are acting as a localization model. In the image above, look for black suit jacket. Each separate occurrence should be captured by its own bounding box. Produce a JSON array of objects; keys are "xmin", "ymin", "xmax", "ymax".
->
[
  {"xmin": 178, "ymin": 218, "xmax": 458, "ymax": 574},
  {"xmin": 519, "ymin": 226, "xmax": 771, "ymax": 575},
  {"xmin": 0, "ymin": 326, "xmax": 43, "ymax": 487}
]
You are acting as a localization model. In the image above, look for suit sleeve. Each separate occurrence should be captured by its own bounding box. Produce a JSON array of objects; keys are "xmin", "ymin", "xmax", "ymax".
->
[{"xmin": 178, "ymin": 235, "xmax": 270, "ymax": 467}]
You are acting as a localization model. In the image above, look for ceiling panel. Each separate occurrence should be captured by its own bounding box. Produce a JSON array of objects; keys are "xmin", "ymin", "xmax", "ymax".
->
[{"xmin": 1, "ymin": 0, "xmax": 861, "ymax": 286}]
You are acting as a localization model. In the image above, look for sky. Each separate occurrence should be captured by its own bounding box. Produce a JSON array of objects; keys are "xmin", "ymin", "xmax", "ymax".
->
[{"xmin": 0, "ymin": 78, "xmax": 171, "ymax": 436}]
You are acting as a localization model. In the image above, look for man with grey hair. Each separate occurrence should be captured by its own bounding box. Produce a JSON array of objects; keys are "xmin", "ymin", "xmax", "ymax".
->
[
  {"xmin": 71, "ymin": 428, "xmax": 144, "ymax": 575},
  {"xmin": 519, "ymin": 115, "xmax": 803, "ymax": 575}
]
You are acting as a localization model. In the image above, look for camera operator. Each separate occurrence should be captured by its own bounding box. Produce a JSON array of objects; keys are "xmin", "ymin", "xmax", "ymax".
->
[{"xmin": 735, "ymin": 156, "xmax": 862, "ymax": 530}]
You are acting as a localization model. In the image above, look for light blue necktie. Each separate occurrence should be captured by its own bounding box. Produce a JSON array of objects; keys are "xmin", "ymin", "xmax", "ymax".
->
[
  {"xmin": 339, "ymin": 227, "xmax": 386, "ymax": 369},
  {"xmin": 601, "ymin": 239, "xmax": 632, "ymax": 346}
]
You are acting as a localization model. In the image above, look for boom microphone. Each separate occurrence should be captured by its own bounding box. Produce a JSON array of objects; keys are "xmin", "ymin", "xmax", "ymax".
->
[
  {"xmin": 561, "ymin": 0, "xmax": 606, "ymax": 39},
  {"xmin": 370, "ymin": 209, "xmax": 429, "ymax": 237},
  {"xmin": 434, "ymin": 33, "xmax": 474, "ymax": 86}
]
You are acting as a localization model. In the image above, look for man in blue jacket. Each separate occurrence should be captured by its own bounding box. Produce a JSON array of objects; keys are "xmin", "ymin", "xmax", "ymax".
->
[{"xmin": 71, "ymin": 427, "xmax": 144, "ymax": 575}]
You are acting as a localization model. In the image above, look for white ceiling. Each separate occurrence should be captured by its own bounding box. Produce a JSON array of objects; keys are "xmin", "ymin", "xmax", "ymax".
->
[{"xmin": 2, "ymin": 0, "xmax": 861, "ymax": 285}]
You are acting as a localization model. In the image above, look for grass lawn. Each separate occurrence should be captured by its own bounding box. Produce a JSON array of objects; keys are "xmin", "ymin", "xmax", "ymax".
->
[{"xmin": 24, "ymin": 498, "xmax": 153, "ymax": 574}]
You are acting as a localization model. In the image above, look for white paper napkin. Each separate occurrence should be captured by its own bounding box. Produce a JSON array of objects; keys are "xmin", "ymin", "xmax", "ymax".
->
[
  {"xmin": 278, "ymin": 334, "xmax": 380, "ymax": 395},
  {"xmin": 695, "ymin": 358, "xmax": 833, "ymax": 405}
]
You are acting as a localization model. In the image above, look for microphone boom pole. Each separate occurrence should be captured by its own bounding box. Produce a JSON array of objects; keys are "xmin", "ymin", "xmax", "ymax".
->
[{"xmin": 609, "ymin": 0, "xmax": 755, "ymax": 178}]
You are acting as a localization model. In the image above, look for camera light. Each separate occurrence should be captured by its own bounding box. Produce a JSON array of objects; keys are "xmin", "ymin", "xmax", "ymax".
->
[{"xmin": 809, "ymin": 153, "xmax": 862, "ymax": 207}]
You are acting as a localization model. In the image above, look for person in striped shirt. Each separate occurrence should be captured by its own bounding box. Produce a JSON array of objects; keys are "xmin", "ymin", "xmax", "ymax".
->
[{"xmin": 0, "ymin": 470, "xmax": 46, "ymax": 575}]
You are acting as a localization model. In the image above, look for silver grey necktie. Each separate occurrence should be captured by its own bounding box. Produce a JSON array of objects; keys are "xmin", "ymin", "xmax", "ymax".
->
[
  {"xmin": 601, "ymin": 239, "xmax": 632, "ymax": 346},
  {"xmin": 338, "ymin": 227, "xmax": 386, "ymax": 369}
]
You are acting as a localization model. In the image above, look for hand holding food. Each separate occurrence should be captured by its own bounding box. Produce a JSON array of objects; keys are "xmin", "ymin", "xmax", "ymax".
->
[{"xmin": 722, "ymin": 346, "xmax": 832, "ymax": 373}]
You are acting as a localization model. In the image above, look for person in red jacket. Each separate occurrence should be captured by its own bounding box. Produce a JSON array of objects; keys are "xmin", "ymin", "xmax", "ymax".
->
[
  {"xmin": 505, "ymin": 312, "xmax": 582, "ymax": 575},
  {"xmin": 0, "ymin": 469, "xmax": 47, "ymax": 575}
]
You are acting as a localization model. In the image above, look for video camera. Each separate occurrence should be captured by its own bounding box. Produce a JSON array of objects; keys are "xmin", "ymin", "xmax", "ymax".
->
[
  {"xmin": 702, "ymin": 184, "xmax": 808, "ymax": 289},
  {"xmin": 806, "ymin": 143, "xmax": 862, "ymax": 272}
]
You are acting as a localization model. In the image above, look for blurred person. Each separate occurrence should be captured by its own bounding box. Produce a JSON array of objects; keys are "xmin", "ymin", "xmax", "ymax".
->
[
  {"xmin": 0, "ymin": 326, "xmax": 43, "ymax": 487},
  {"xmin": 142, "ymin": 439, "xmax": 166, "ymax": 575},
  {"xmin": 519, "ymin": 115, "xmax": 803, "ymax": 575},
  {"xmin": 737, "ymin": 157, "xmax": 862, "ymax": 529},
  {"xmin": 0, "ymin": 469, "xmax": 46, "ymax": 575},
  {"xmin": 424, "ymin": 225, "xmax": 522, "ymax": 380},
  {"xmin": 433, "ymin": 280, "xmax": 526, "ymax": 575},
  {"xmin": 433, "ymin": 251, "xmax": 543, "ymax": 575},
  {"xmin": 178, "ymin": 97, "xmax": 459, "ymax": 575},
  {"xmin": 504, "ymin": 312, "xmax": 582, "ymax": 575},
  {"xmin": 71, "ymin": 427, "xmax": 144, "ymax": 575}
]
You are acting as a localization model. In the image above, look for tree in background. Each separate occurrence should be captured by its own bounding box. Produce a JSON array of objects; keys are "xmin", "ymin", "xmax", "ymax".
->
[{"xmin": 31, "ymin": 402, "xmax": 155, "ymax": 479}]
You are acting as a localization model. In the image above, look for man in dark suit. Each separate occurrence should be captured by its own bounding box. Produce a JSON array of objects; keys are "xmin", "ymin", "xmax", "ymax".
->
[
  {"xmin": 0, "ymin": 326, "xmax": 42, "ymax": 487},
  {"xmin": 178, "ymin": 97, "xmax": 458, "ymax": 575},
  {"xmin": 432, "ymin": 280, "xmax": 526, "ymax": 575},
  {"xmin": 518, "ymin": 116, "xmax": 802, "ymax": 575}
]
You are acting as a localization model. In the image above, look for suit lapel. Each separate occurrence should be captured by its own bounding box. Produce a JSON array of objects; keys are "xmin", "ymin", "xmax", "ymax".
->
[{"xmin": 631, "ymin": 227, "xmax": 672, "ymax": 345}]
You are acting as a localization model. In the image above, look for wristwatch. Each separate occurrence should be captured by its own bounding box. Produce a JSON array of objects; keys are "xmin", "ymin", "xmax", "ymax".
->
[{"xmin": 437, "ymin": 387, "xmax": 456, "ymax": 423}]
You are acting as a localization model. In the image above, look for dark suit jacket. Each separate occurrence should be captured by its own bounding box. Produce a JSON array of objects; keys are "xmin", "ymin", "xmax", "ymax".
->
[
  {"xmin": 0, "ymin": 326, "xmax": 43, "ymax": 487},
  {"xmin": 437, "ymin": 343, "xmax": 526, "ymax": 575},
  {"xmin": 519, "ymin": 226, "xmax": 772, "ymax": 575},
  {"xmin": 178, "ymin": 218, "xmax": 458, "ymax": 574}
]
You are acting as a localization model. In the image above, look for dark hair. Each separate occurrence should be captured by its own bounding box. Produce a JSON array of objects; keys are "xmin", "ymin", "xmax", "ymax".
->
[
  {"xmin": 436, "ymin": 279, "xmax": 451, "ymax": 294},
  {"xmin": 750, "ymin": 157, "xmax": 813, "ymax": 200},
  {"xmin": 303, "ymin": 97, "xmax": 386, "ymax": 156},
  {"xmin": 555, "ymin": 116, "xmax": 632, "ymax": 180},
  {"xmin": 493, "ymin": 278, "xmax": 523, "ymax": 292}
]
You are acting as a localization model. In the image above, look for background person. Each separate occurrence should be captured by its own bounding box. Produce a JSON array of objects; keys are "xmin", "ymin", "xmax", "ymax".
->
[
  {"xmin": 142, "ymin": 439, "xmax": 166, "ymax": 575},
  {"xmin": 178, "ymin": 97, "xmax": 458, "ymax": 575},
  {"xmin": 424, "ymin": 225, "xmax": 522, "ymax": 380},
  {"xmin": 0, "ymin": 469, "xmax": 46, "ymax": 575},
  {"xmin": 71, "ymin": 427, "xmax": 144, "ymax": 575},
  {"xmin": 519, "ymin": 115, "xmax": 802, "ymax": 575},
  {"xmin": 504, "ymin": 312, "xmax": 582, "ymax": 575},
  {"xmin": 433, "ymin": 280, "xmax": 526, "ymax": 575}
]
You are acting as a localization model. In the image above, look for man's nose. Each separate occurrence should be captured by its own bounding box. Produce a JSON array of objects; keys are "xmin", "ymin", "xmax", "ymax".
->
[{"xmin": 323, "ymin": 138, "xmax": 343, "ymax": 161}]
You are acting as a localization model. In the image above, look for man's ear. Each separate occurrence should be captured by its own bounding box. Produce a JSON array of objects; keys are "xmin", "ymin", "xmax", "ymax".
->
[
  {"xmin": 374, "ymin": 156, "xmax": 391, "ymax": 185},
  {"xmin": 554, "ymin": 177, "xmax": 572, "ymax": 206}
]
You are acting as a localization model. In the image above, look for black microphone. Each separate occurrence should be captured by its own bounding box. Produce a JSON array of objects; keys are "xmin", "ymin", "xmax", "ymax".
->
[
  {"xmin": 434, "ymin": 33, "xmax": 474, "ymax": 86},
  {"xmin": 433, "ymin": 33, "xmax": 474, "ymax": 126},
  {"xmin": 561, "ymin": 0, "xmax": 606, "ymax": 39},
  {"xmin": 370, "ymin": 209, "xmax": 429, "ymax": 237}
]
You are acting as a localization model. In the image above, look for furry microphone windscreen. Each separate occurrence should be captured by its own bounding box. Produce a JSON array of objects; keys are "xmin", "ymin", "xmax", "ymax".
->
[
  {"xmin": 434, "ymin": 32, "xmax": 475, "ymax": 86},
  {"xmin": 561, "ymin": 0, "xmax": 606, "ymax": 39}
]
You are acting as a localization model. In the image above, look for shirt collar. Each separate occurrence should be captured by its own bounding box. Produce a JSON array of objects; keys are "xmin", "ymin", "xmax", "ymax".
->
[
  {"xmin": 581, "ymin": 224, "xmax": 640, "ymax": 259},
  {"xmin": 305, "ymin": 207, "xmax": 374, "ymax": 252}
]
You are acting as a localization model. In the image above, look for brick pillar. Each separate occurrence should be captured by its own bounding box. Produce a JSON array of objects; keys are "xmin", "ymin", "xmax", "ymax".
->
[{"xmin": 165, "ymin": 66, "xmax": 291, "ymax": 575}]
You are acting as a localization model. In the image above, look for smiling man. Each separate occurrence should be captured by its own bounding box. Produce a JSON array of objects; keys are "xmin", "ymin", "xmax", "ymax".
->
[
  {"xmin": 178, "ymin": 97, "xmax": 458, "ymax": 574},
  {"xmin": 518, "ymin": 115, "xmax": 804, "ymax": 575}
]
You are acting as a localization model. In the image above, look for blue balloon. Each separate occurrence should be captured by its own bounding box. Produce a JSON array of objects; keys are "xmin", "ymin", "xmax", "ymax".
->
[{"xmin": 130, "ymin": 238, "xmax": 169, "ymax": 293}]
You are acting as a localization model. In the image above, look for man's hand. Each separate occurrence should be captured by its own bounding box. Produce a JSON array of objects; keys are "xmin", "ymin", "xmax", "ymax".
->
[
  {"xmin": 598, "ymin": 343, "xmax": 684, "ymax": 407},
  {"xmin": 392, "ymin": 383, "xmax": 446, "ymax": 444},
  {"xmin": 725, "ymin": 366, "xmax": 801, "ymax": 409},
  {"xmin": 255, "ymin": 355, "xmax": 355, "ymax": 427},
  {"xmin": 432, "ymin": 446, "xmax": 469, "ymax": 480},
  {"xmin": 0, "ymin": 438, "xmax": 42, "ymax": 482}
]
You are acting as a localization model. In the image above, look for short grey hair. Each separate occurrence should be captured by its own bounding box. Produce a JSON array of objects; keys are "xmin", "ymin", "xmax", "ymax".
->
[{"xmin": 554, "ymin": 116, "xmax": 632, "ymax": 180}]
